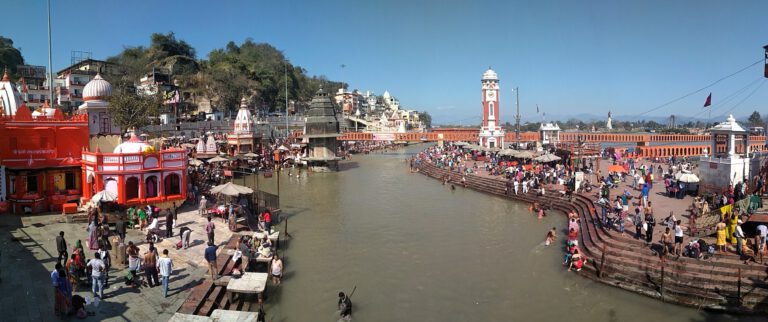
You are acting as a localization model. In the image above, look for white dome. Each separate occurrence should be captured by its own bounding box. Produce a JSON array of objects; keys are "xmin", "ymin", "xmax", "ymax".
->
[
  {"xmin": 482, "ymin": 67, "xmax": 498, "ymax": 81},
  {"xmin": 113, "ymin": 133, "xmax": 151, "ymax": 153},
  {"xmin": 83, "ymin": 74, "xmax": 113, "ymax": 101},
  {"xmin": 382, "ymin": 90, "xmax": 391, "ymax": 99}
]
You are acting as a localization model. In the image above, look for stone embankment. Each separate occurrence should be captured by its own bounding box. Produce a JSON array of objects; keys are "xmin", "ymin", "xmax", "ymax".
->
[{"xmin": 415, "ymin": 162, "xmax": 768, "ymax": 314}]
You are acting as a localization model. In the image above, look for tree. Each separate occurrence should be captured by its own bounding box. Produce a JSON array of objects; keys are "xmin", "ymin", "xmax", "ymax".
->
[
  {"xmin": 417, "ymin": 111, "xmax": 432, "ymax": 129},
  {"xmin": 0, "ymin": 36, "xmax": 25, "ymax": 78},
  {"xmin": 747, "ymin": 111, "xmax": 765, "ymax": 128},
  {"xmin": 108, "ymin": 90, "xmax": 162, "ymax": 131}
]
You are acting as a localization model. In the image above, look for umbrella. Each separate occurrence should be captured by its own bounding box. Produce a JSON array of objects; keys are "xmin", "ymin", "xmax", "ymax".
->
[
  {"xmin": 181, "ymin": 143, "xmax": 196, "ymax": 148},
  {"xmin": 243, "ymin": 152, "xmax": 260, "ymax": 159},
  {"xmin": 516, "ymin": 150, "xmax": 537, "ymax": 159},
  {"xmin": 207, "ymin": 156, "xmax": 230, "ymax": 163},
  {"xmin": 498, "ymin": 148, "xmax": 518, "ymax": 156},
  {"xmin": 453, "ymin": 141, "xmax": 469, "ymax": 146},
  {"xmin": 277, "ymin": 146, "xmax": 289, "ymax": 151},
  {"xmin": 91, "ymin": 190, "xmax": 117, "ymax": 204},
  {"xmin": 534, "ymin": 153, "xmax": 561, "ymax": 162},
  {"xmin": 608, "ymin": 165, "xmax": 627, "ymax": 173},
  {"xmin": 210, "ymin": 182, "xmax": 254, "ymax": 196},
  {"xmin": 188, "ymin": 159, "xmax": 204, "ymax": 166},
  {"xmin": 678, "ymin": 173, "xmax": 700, "ymax": 183},
  {"xmin": 674, "ymin": 170, "xmax": 691, "ymax": 180}
]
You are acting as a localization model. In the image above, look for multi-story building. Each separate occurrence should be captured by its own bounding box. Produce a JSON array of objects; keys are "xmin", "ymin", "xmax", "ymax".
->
[
  {"xmin": 55, "ymin": 59, "xmax": 122, "ymax": 112},
  {"xmin": 16, "ymin": 65, "xmax": 49, "ymax": 110}
]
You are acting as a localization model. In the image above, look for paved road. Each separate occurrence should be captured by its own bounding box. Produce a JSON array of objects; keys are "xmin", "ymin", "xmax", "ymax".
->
[{"xmin": 0, "ymin": 205, "xmax": 237, "ymax": 322}]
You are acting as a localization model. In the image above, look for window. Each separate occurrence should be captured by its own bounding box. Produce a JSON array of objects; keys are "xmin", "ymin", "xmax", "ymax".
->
[
  {"xmin": 65, "ymin": 172, "xmax": 76, "ymax": 190},
  {"xmin": 126, "ymin": 177, "xmax": 139, "ymax": 200},
  {"xmin": 489, "ymin": 102, "xmax": 494, "ymax": 117},
  {"xmin": 164, "ymin": 173, "xmax": 181, "ymax": 195},
  {"xmin": 99, "ymin": 112, "xmax": 111, "ymax": 133},
  {"xmin": 145, "ymin": 176, "xmax": 158, "ymax": 198},
  {"xmin": 27, "ymin": 175, "xmax": 38, "ymax": 193}
]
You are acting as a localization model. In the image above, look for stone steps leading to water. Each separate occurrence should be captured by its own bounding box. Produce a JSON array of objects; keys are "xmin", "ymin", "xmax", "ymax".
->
[{"xmin": 415, "ymin": 162, "xmax": 768, "ymax": 313}]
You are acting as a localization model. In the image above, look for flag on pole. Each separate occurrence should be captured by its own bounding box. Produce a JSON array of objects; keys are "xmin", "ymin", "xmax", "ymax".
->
[
  {"xmin": 703, "ymin": 93, "xmax": 712, "ymax": 107},
  {"xmin": 536, "ymin": 104, "xmax": 539, "ymax": 113}
]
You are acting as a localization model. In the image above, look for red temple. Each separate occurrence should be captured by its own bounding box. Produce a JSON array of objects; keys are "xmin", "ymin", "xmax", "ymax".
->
[{"xmin": 0, "ymin": 102, "xmax": 89, "ymax": 213}]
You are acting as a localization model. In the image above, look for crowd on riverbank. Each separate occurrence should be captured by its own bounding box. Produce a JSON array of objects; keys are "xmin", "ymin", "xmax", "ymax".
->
[{"xmin": 414, "ymin": 142, "xmax": 768, "ymax": 267}]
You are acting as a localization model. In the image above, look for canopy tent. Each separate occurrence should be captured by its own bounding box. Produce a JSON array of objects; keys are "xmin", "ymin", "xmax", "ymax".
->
[
  {"xmin": 498, "ymin": 149, "xmax": 518, "ymax": 157},
  {"xmin": 516, "ymin": 150, "xmax": 537, "ymax": 159},
  {"xmin": 91, "ymin": 190, "xmax": 117, "ymax": 204},
  {"xmin": 210, "ymin": 182, "xmax": 254, "ymax": 196},
  {"xmin": 608, "ymin": 165, "xmax": 627, "ymax": 173},
  {"xmin": 207, "ymin": 156, "xmax": 230, "ymax": 163},
  {"xmin": 453, "ymin": 141, "xmax": 470, "ymax": 146},
  {"xmin": 243, "ymin": 152, "xmax": 260, "ymax": 159},
  {"xmin": 534, "ymin": 153, "xmax": 561, "ymax": 163},
  {"xmin": 678, "ymin": 173, "xmax": 700, "ymax": 183}
]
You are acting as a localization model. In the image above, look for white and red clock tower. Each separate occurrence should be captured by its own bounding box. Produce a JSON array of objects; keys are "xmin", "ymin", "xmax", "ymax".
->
[{"xmin": 479, "ymin": 67, "xmax": 505, "ymax": 149}]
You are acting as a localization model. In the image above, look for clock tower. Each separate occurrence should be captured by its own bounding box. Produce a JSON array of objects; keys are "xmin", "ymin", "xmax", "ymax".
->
[{"xmin": 478, "ymin": 67, "xmax": 505, "ymax": 149}]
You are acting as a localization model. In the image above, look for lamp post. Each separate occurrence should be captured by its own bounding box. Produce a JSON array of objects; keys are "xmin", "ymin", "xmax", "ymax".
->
[{"xmin": 763, "ymin": 44, "xmax": 768, "ymax": 78}]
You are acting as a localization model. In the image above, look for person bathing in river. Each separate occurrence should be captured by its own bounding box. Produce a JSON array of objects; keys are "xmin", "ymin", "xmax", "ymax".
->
[
  {"xmin": 568, "ymin": 249, "xmax": 586, "ymax": 272},
  {"xmin": 545, "ymin": 227, "xmax": 557, "ymax": 246},
  {"xmin": 538, "ymin": 207, "xmax": 546, "ymax": 219}
]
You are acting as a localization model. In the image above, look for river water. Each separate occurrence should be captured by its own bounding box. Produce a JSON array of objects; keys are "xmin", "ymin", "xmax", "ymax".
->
[{"xmin": 246, "ymin": 144, "xmax": 751, "ymax": 322}]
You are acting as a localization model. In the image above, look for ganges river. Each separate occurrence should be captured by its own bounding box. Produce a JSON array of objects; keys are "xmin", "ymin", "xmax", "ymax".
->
[{"xmin": 244, "ymin": 144, "xmax": 754, "ymax": 322}]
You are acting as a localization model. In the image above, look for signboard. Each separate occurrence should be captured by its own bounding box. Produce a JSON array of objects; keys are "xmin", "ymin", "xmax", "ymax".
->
[
  {"xmin": 574, "ymin": 171, "xmax": 584, "ymax": 192},
  {"xmin": 373, "ymin": 133, "xmax": 396, "ymax": 141}
]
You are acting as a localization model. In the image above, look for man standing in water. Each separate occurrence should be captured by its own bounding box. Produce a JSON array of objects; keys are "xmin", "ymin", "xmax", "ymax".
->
[{"xmin": 338, "ymin": 291, "xmax": 352, "ymax": 321}]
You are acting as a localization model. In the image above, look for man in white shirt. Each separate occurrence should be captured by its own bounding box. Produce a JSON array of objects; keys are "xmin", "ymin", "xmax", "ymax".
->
[
  {"xmin": 157, "ymin": 249, "xmax": 173, "ymax": 298},
  {"xmin": 735, "ymin": 220, "xmax": 746, "ymax": 257},
  {"xmin": 87, "ymin": 253, "xmax": 106, "ymax": 298},
  {"xmin": 756, "ymin": 224, "xmax": 768, "ymax": 253}
]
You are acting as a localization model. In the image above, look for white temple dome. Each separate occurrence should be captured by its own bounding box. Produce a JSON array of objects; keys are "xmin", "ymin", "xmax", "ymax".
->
[
  {"xmin": 482, "ymin": 67, "xmax": 498, "ymax": 81},
  {"xmin": 83, "ymin": 74, "xmax": 113, "ymax": 101},
  {"xmin": 113, "ymin": 133, "xmax": 152, "ymax": 153}
]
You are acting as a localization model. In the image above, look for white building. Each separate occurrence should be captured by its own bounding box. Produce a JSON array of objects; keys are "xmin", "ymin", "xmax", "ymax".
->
[
  {"xmin": 539, "ymin": 122, "xmax": 561, "ymax": 145},
  {"xmin": 77, "ymin": 74, "xmax": 122, "ymax": 152},
  {"xmin": 478, "ymin": 68, "xmax": 505, "ymax": 149},
  {"xmin": 698, "ymin": 115, "xmax": 751, "ymax": 193}
]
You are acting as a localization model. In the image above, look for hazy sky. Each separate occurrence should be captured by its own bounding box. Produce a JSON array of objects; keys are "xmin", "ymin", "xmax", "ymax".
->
[{"xmin": 2, "ymin": 0, "xmax": 767, "ymax": 124}]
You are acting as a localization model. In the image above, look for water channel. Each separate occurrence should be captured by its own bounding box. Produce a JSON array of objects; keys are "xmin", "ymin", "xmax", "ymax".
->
[{"xmin": 244, "ymin": 144, "xmax": 752, "ymax": 321}]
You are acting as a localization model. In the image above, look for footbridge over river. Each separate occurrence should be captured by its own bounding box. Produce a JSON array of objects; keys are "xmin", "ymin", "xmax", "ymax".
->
[{"xmin": 335, "ymin": 129, "xmax": 766, "ymax": 157}]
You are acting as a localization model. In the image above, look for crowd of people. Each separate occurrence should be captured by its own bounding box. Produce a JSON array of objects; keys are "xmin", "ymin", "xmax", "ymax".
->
[{"xmin": 52, "ymin": 205, "xmax": 176, "ymax": 318}]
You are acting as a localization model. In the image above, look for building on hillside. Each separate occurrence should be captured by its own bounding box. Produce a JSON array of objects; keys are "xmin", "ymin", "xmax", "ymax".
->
[
  {"xmin": 334, "ymin": 88, "xmax": 365, "ymax": 115},
  {"xmin": 16, "ymin": 65, "xmax": 49, "ymax": 110},
  {"xmin": 0, "ymin": 101, "xmax": 89, "ymax": 214},
  {"xmin": 698, "ymin": 115, "xmax": 752, "ymax": 194},
  {"xmin": 478, "ymin": 67, "xmax": 505, "ymax": 149},
  {"xmin": 55, "ymin": 58, "xmax": 122, "ymax": 112},
  {"xmin": 81, "ymin": 131, "xmax": 187, "ymax": 207},
  {"xmin": 302, "ymin": 88, "xmax": 342, "ymax": 172},
  {"xmin": 227, "ymin": 97, "xmax": 262, "ymax": 155},
  {"xmin": 0, "ymin": 69, "xmax": 24, "ymax": 116},
  {"xmin": 381, "ymin": 90, "xmax": 399, "ymax": 111},
  {"xmin": 539, "ymin": 122, "xmax": 561, "ymax": 145},
  {"xmin": 77, "ymin": 74, "xmax": 122, "ymax": 152}
]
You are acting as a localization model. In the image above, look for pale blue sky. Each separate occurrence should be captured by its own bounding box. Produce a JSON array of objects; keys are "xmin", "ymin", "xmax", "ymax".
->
[{"xmin": 2, "ymin": 0, "xmax": 766, "ymax": 124}]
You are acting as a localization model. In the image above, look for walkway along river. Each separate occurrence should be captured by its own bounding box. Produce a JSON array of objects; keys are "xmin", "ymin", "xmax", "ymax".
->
[{"xmin": 250, "ymin": 145, "xmax": 755, "ymax": 321}]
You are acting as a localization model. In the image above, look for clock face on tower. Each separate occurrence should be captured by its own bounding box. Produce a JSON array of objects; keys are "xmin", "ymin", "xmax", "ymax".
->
[{"xmin": 485, "ymin": 90, "xmax": 496, "ymax": 101}]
